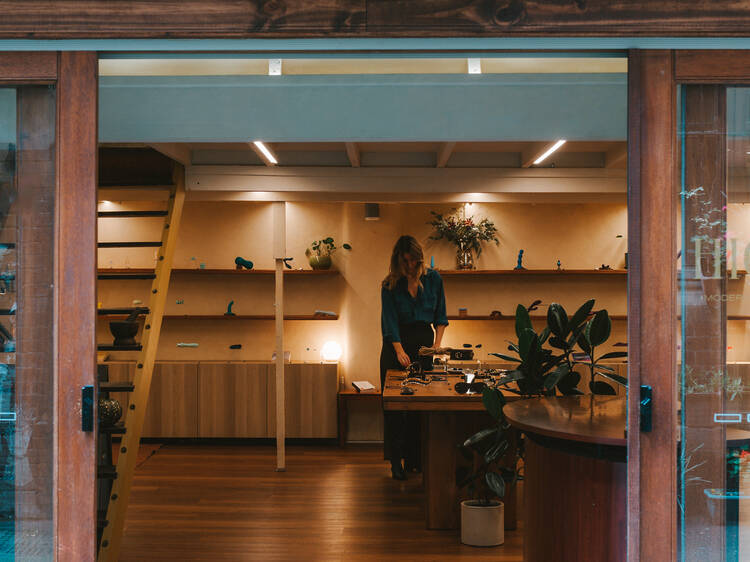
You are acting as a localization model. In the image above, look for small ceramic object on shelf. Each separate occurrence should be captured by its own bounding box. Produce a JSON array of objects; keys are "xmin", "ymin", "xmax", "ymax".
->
[
  {"xmin": 225, "ymin": 300, "xmax": 235, "ymax": 316},
  {"xmin": 458, "ymin": 307, "xmax": 468, "ymax": 318},
  {"xmin": 514, "ymin": 249, "xmax": 525, "ymax": 270},
  {"xmin": 489, "ymin": 310, "xmax": 503, "ymax": 319},
  {"xmin": 98, "ymin": 398, "xmax": 123, "ymax": 425},
  {"xmin": 599, "ymin": 264, "xmax": 612, "ymax": 270},
  {"xmin": 557, "ymin": 259, "xmax": 562, "ymax": 271},
  {"xmin": 199, "ymin": 263, "xmax": 206, "ymax": 269},
  {"xmin": 176, "ymin": 299, "xmax": 184, "ymax": 305},
  {"xmin": 313, "ymin": 310, "xmax": 337, "ymax": 318},
  {"xmin": 235, "ymin": 257, "xmax": 254, "ymax": 270},
  {"xmin": 132, "ymin": 299, "xmax": 143, "ymax": 306}
]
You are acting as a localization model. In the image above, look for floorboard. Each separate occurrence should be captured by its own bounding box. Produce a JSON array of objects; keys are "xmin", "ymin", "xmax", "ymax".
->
[{"xmin": 119, "ymin": 443, "xmax": 523, "ymax": 561}]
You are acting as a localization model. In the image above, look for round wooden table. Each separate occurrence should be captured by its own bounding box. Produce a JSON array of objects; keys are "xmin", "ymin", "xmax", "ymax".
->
[{"xmin": 503, "ymin": 395, "xmax": 627, "ymax": 562}]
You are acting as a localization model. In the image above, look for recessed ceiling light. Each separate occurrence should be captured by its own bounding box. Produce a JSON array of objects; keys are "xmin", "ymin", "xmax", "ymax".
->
[
  {"xmin": 534, "ymin": 140, "xmax": 566, "ymax": 165},
  {"xmin": 253, "ymin": 141, "xmax": 278, "ymax": 165}
]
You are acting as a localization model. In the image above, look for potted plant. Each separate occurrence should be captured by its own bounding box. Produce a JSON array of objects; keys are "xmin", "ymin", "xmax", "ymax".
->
[
  {"xmin": 428, "ymin": 209, "xmax": 499, "ymax": 270},
  {"xmin": 457, "ymin": 300, "xmax": 627, "ymax": 546},
  {"xmin": 456, "ymin": 388, "xmax": 516, "ymax": 547},
  {"xmin": 305, "ymin": 237, "xmax": 351, "ymax": 270}
]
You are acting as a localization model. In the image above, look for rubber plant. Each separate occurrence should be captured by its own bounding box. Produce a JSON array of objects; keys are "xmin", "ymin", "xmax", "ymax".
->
[{"xmin": 457, "ymin": 299, "xmax": 628, "ymax": 502}]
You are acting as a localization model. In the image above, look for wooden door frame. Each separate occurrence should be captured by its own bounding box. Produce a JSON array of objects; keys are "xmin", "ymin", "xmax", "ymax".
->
[
  {"xmin": 0, "ymin": 51, "xmax": 98, "ymax": 561},
  {"xmin": 627, "ymin": 49, "xmax": 750, "ymax": 562}
]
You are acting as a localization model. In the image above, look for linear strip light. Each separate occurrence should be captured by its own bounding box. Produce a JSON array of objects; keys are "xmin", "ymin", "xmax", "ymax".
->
[
  {"xmin": 253, "ymin": 141, "xmax": 278, "ymax": 165},
  {"xmin": 533, "ymin": 139, "xmax": 566, "ymax": 165}
]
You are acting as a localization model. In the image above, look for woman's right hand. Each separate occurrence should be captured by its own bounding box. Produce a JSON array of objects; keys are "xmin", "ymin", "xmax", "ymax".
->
[{"xmin": 396, "ymin": 350, "xmax": 411, "ymax": 367}]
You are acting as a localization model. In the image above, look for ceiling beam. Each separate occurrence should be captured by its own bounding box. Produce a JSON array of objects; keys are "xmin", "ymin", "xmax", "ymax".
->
[
  {"xmin": 186, "ymin": 165, "xmax": 626, "ymax": 196},
  {"xmin": 148, "ymin": 143, "xmax": 191, "ymax": 166},
  {"xmin": 248, "ymin": 141, "xmax": 277, "ymax": 166},
  {"xmin": 345, "ymin": 142, "xmax": 360, "ymax": 167},
  {"xmin": 605, "ymin": 145, "xmax": 628, "ymax": 168},
  {"xmin": 521, "ymin": 142, "xmax": 558, "ymax": 168},
  {"xmin": 436, "ymin": 142, "xmax": 456, "ymax": 168}
]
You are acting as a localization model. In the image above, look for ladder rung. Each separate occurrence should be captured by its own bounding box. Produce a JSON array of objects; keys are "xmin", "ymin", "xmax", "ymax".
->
[
  {"xmin": 97, "ymin": 211, "xmax": 168, "ymax": 218},
  {"xmin": 99, "ymin": 423, "xmax": 127, "ymax": 435},
  {"xmin": 97, "ymin": 308, "xmax": 150, "ymax": 316},
  {"xmin": 97, "ymin": 344, "xmax": 142, "ymax": 352},
  {"xmin": 98, "ymin": 465, "xmax": 117, "ymax": 479},
  {"xmin": 99, "ymin": 382, "xmax": 134, "ymax": 393},
  {"xmin": 97, "ymin": 273, "xmax": 156, "ymax": 280},
  {"xmin": 98, "ymin": 242, "xmax": 162, "ymax": 248}
]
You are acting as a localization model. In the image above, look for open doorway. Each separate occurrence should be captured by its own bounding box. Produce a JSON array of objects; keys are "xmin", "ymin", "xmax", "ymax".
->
[{"xmin": 93, "ymin": 54, "xmax": 630, "ymax": 561}]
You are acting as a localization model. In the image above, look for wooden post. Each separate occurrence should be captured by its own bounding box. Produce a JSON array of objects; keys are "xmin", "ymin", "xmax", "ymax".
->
[
  {"xmin": 273, "ymin": 201, "xmax": 286, "ymax": 471},
  {"xmin": 55, "ymin": 51, "xmax": 98, "ymax": 562},
  {"xmin": 627, "ymin": 49, "xmax": 678, "ymax": 562}
]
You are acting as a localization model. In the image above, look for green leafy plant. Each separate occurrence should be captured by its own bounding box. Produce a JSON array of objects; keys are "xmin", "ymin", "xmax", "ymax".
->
[
  {"xmin": 490, "ymin": 300, "xmax": 627, "ymax": 396},
  {"xmin": 457, "ymin": 299, "xmax": 628, "ymax": 504},
  {"xmin": 305, "ymin": 237, "xmax": 351, "ymax": 258},
  {"xmin": 428, "ymin": 209, "xmax": 499, "ymax": 256},
  {"xmin": 456, "ymin": 388, "xmax": 517, "ymax": 504}
]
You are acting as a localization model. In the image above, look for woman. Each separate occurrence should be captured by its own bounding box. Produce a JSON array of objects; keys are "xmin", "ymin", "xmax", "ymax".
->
[{"xmin": 380, "ymin": 235, "xmax": 448, "ymax": 480}]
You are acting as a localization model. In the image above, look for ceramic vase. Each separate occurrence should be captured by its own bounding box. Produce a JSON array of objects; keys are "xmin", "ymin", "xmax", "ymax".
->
[{"xmin": 308, "ymin": 255, "xmax": 332, "ymax": 270}]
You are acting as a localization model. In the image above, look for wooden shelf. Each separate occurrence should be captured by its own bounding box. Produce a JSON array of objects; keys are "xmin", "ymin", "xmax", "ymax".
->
[
  {"xmin": 438, "ymin": 269, "xmax": 628, "ymax": 277},
  {"xmin": 447, "ymin": 314, "xmax": 627, "ymax": 321},
  {"xmin": 97, "ymin": 268, "xmax": 339, "ymax": 276},
  {"xmin": 162, "ymin": 314, "xmax": 339, "ymax": 321}
]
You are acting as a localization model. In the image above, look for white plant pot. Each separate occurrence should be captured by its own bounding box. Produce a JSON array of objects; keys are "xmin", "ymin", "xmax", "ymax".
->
[{"xmin": 460, "ymin": 500, "xmax": 504, "ymax": 547}]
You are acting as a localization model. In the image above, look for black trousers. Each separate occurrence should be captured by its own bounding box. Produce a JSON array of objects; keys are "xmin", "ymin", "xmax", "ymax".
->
[{"xmin": 380, "ymin": 322, "xmax": 434, "ymax": 467}]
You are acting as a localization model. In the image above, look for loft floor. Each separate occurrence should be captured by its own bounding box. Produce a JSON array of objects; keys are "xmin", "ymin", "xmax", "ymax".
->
[{"xmin": 119, "ymin": 443, "xmax": 523, "ymax": 561}]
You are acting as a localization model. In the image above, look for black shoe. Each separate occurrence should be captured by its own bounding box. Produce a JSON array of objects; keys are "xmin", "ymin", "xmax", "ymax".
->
[{"xmin": 391, "ymin": 463, "xmax": 406, "ymax": 480}]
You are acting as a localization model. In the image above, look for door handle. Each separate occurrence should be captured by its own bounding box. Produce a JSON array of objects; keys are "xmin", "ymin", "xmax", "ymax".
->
[
  {"xmin": 640, "ymin": 385, "xmax": 652, "ymax": 432},
  {"xmin": 81, "ymin": 385, "xmax": 94, "ymax": 431}
]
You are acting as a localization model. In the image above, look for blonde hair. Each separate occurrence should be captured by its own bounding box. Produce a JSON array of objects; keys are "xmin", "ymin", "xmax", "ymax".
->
[{"xmin": 382, "ymin": 235, "xmax": 426, "ymax": 290}]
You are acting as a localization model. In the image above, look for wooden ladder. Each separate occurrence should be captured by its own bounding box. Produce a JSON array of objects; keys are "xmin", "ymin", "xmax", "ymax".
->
[{"xmin": 98, "ymin": 165, "xmax": 186, "ymax": 561}]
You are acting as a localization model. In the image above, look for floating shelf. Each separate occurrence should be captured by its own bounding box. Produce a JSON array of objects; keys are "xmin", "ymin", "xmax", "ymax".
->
[
  {"xmin": 439, "ymin": 269, "xmax": 628, "ymax": 277},
  {"xmin": 97, "ymin": 268, "xmax": 338, "ymax": 276},
  {"xmin": 162, "ymin": 314, "xmax": 339, "ymax": 321},
  {"xmin": 447, "ymin": 314, "xmax": 628, "ymax": 321},
  {"xmin": 97, "ymin": 307, "xmax": 149, "ymax": 316},
  {"xmin": 97, "ymin": 344, "xmax": 142, "ymax": 351}
]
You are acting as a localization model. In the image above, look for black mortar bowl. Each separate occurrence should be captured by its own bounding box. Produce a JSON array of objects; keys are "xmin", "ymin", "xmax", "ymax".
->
[{"xmin": 109, "ymin": 321, "xmax": 138, "ymax": 347}]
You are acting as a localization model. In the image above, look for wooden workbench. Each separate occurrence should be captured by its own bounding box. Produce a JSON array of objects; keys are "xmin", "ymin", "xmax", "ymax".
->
[{"xmin": 382, "ymin": 369, "xmax": 518, "ymax": 531}]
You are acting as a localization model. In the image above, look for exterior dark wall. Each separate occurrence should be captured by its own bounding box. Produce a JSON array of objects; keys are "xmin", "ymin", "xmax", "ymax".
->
[{"xmin": 1, "ymin": 1, "xmax": 750, "ymax": 38}]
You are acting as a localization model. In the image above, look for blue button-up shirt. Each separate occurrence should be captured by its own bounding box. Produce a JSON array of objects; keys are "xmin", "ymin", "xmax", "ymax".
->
[{"xmin": 381, "ymin": 269, "xmax": 449, "ymax": 343}]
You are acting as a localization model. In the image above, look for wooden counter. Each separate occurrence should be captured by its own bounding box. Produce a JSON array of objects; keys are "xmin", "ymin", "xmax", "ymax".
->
[
  {"xmin": 382, "ymin": 369, "xmax": 518, "ymax": 531},
  {"xmin": 503, "ymin": 395, "xmax": 626, "ymax": 562}
]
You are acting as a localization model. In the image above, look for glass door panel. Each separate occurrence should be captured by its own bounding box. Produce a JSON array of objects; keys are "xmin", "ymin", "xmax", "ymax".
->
[
  {"xmin": 0, "ymin": 85, "xmax": 56, "ymax": 561},
  {"xmin": 678, "ymin": 85, "xmax": 750, "ymax": 562}
]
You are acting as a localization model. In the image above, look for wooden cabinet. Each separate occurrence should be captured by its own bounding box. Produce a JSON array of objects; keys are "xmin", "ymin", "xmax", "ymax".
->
[
  {"xmin": 101, "ymin": 361, "xmax": 338, "ymax": 439},
  {"xmin": 102, "ymin": 361, "xmax": 198, "ymax": 438},
  {"xmin": 198, "ymin": 362, "xmax": 269, "ymax": 437},
  {"xmin": 267, "ymin": 363, "xmax": 338, "ymax": 438}
]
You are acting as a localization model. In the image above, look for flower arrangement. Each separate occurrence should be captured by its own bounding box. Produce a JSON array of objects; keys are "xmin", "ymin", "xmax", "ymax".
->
[{"xmin": 428, "ymin": 209, "xmax": 499, "ymax": 257}]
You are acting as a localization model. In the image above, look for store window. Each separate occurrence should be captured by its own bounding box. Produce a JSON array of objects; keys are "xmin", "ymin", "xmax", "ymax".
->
[{"xmin": 0, "ymin": 85, "xmax": 56, "ymax": 561}]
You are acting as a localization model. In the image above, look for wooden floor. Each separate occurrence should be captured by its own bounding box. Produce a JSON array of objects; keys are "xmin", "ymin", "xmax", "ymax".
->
[{"xmin": 119, "ymin": 443, "xmax": 523, "ymax": 561}]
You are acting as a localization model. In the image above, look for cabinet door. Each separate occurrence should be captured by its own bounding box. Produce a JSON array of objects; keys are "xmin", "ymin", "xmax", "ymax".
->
[
  {"xmin": 267, "ymin": 363, "xmax": 338, "ymax": 438},
  {"xmin": 198, "ymin": 362, "xmax": 268, "ymax": 437},
  {"xmin": 104, "ymin": 361, "xmax": 198, "ymax": 437}
]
